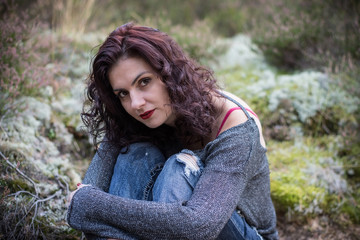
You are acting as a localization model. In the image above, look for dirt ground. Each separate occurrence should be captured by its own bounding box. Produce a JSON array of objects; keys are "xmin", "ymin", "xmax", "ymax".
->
[{"xmin": 277, "ymin": 215, "xmax": 360, "ymax": 240}]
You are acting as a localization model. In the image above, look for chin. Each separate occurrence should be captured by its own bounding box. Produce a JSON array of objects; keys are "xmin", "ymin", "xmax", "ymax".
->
[{"xmin": 143, "ymin": 122, "xmax": 162, "ymax": 129}]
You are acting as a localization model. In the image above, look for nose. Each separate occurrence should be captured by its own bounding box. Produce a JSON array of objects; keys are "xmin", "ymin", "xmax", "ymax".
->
[{"xmin": 130, "ymin": 92, "xmax": 146, "ymax": 110}]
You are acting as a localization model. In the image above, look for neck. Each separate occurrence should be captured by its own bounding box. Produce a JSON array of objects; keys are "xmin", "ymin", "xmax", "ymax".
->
[{"xmin": 185, "ymin": 91, "xmax": 225, "ymax": 150}]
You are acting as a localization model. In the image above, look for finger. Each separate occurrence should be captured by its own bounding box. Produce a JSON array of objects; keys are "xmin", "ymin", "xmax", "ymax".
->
[{"xmin": 77, "ymin": 184, "xmax": 91, "ymax": 189}]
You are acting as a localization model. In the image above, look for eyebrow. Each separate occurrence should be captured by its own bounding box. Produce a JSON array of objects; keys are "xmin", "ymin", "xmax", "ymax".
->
[{"xmin": 112, "ymin": 71, "xmax": 151, "ymax": 92}]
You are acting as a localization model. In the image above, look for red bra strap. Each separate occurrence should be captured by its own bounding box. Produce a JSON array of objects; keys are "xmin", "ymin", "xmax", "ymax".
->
[
  {"xmin": 245, "ymin": 107, "xmax": 259, "ymax": 119},
  {"xmin": 216, "ymin": 107, "xmax": 259, "ymax": 137}
]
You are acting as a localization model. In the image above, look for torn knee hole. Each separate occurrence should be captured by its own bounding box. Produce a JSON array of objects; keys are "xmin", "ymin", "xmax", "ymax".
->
[{"xmin": 177, "ymin": 153, "xmax": 200, "ymax": 177}]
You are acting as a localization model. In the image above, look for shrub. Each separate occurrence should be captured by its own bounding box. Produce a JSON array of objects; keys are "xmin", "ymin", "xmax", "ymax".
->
[
  {"xmin": 246, "ymin": 0, "xmax": 360, "ymax": 74},
  {"xmin": 129, "ymin": 16, "xmax": 222, "ymax": 65},
  {"xmin": 0, "ymin": 2, "xmax": 55, "ymax": 120}
]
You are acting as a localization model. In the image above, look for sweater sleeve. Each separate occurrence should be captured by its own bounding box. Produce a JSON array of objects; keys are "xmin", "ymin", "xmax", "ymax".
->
[
  {"xmin": 81, "ymin": 139, "xmax": 120, "ymax": 191},
  {"xmin": 67, "ymin": 126, "xmax": 254, "ymax": 240}
]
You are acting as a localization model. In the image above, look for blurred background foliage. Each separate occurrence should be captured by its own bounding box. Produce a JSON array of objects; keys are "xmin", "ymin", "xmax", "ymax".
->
[{"xmin": 1, "ymin": 0, "xmax": 359, "ymax": 239}]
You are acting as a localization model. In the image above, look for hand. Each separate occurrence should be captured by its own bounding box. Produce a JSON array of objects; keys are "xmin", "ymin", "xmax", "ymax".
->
[{"xmin": 67, "ymin": 183, "xmax": 91, "ymax": 205}]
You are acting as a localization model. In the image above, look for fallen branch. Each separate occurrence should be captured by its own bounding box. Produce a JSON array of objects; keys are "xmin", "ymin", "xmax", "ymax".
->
[
  {"xmin": 7, "ymin": 190, "xmax": 38, "ymax": 199},
  {"xmin": 1, "ymin": 150, "xmax": 63, "ymax": 238},
  {"xmin": 0, "ymin": 150, "xmax": 39, "ymax": 197},
  {"xmin": 30, "ymin": 190, "xmax": 61, "ymax": 224}
]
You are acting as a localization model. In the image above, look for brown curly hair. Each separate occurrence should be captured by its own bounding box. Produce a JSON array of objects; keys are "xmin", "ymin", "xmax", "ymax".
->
[{"xmin": 82, "ymin": 22, "xmax": 220, "ymax": 151}]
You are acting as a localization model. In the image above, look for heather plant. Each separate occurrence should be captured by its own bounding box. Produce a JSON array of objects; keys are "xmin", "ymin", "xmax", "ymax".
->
[
  {"xmin": 0, "ymin": 2, "xmax": 92, "ymax": 239},
  {"xmin": 0, "ymin": 3, "xmax": 55, "ymax": 120},
  {"xmin": 246, "ymin": 0, "xmax": 360, "ymax": 76}
]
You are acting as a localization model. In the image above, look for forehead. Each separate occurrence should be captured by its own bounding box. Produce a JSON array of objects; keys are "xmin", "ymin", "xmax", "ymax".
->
[
  {"xmin": 112, "ymin": 57, "xmax": 153, "ymax": 75},
  {"xmin": 109, "ymin": 57, "xmax": 155, "ymax": 85}
]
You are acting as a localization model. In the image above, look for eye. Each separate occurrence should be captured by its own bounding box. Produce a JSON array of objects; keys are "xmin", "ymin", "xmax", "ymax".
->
[
  {"xmin": 116, "ymin": 90, "xmax": 128, "ymax": 99},
  {"xmin": 139, "ymin": 77, "xmax": 151, "ymax": 87}
]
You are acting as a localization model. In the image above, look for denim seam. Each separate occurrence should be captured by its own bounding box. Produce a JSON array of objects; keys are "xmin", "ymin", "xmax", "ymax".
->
[
  {"xmin": 253, "ymin": 226, "xmax": 264, "ymax": 240},
  {"xmin": 143, "ymin": 163, "xmax": 163, "ymax": 200}
]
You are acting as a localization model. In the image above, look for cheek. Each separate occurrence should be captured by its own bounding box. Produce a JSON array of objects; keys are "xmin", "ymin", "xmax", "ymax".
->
[
  {"xmin": 163, "ymin": 96, "xmax": 173, "ymax": 115},
  {"xmin": 164, "ymin": 106, "xmax": 172, "ymax": 118},
  {"xmin": 120, "ymin": 101, "xmax": 133, "ymax": 115},
  {"xmin": 159, "ymin": 85, "xmax": 170, "ymax": 103}
]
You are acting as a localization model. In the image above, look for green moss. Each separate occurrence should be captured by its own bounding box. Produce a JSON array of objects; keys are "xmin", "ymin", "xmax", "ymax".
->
[
  {"xmin": 1, "ymin": 168, "xmax": 34, "ymax": 192},
  {"xmin": 5, "ymin": 178, "xmax": 33, "ymax": 192},
  {"xmin": 268, "ymin": 136, "xmax": 347, "ymax": 217},
  {"xmin": 339, "ymin": 193, "xmax": 360, "ymax": 224},
  {"xmin": 271, "ymin": 170, "xmax": 326, "ymax": 213}
]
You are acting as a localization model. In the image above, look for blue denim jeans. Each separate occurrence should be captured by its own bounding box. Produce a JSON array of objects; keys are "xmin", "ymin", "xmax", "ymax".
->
[{"xmin": 108, "ymin": 142, "xmax": 262, "ymax": 240}]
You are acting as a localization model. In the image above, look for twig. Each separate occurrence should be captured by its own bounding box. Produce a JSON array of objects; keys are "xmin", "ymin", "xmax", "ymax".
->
[
  {"xmin": 55, "ymin": 174, "xmax": 69, "ymax": 195},
  {"xmin": 73, "ymin": 140, "xmax": 80, "ymax": 152},
  {"xmin": 7, "ymin": 190, "xmax": 39, "ymax": 199},
  {"xmin": 0, "ymin": 150, "xmax": 39, "ymax": 196},
  {"xmin": 1, "ymin": 149, "xmax": 62, "ymax": 236},
  {"xmin": 61, "ymin": 175, "xmax": 70, "ymax": 195},
  {"xmin": 32, "ymin": 190, "xmax": 61, "ymax": 205},
  {"xmin": 56, "ymin": 175, "xmax": 65, "ymax": 189},
  {"xmin": 30, "ymin": 190, "xmax": 61, "ymax": 224},
  {"xmin": 14, "ymin": 190, "xmax": 61, "ymax": 229},
  {"xmin": 32, "ymin": 200, "xmax": 39, "ymax": 225}
]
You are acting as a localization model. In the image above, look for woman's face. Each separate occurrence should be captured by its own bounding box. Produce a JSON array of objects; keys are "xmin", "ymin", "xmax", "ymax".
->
[{"xmin": 109, "ymin": 57, "xmax": 176, "ymax": 128}]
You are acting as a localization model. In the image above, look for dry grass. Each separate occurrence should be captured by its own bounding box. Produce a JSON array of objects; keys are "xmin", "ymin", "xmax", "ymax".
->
[{"xmin": 52, "ymin": 0, "xmax": 95, "ymax": 39}]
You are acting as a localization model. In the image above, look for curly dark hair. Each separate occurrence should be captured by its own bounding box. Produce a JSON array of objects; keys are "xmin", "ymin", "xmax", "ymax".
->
[{"xmin": 82, "ymin": 22, "xmax": 220, "ymax": 151}]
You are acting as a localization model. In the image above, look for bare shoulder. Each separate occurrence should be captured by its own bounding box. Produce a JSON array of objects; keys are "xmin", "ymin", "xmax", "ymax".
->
[
  {"xmin": 216, "ymin": 90, "xmax": 266, "ymax": 147},
  {"xmin": 216, "ymin": 91, "xmax": 248, "ymax": 133}
]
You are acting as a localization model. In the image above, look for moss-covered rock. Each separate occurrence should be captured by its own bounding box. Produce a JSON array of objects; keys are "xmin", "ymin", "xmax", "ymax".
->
[
  {"xmin": 267, "ymin": 136, "xmax": 359, "ymax": 223},
  {"xmin": 0, "ymin": 93, "xmax": 85, "ymax": 239}
]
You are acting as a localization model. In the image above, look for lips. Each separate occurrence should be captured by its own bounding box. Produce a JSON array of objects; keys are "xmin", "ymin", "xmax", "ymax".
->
[{"xmin": 140, "ymin": 109, "xmax": 155, "ymax": 120}]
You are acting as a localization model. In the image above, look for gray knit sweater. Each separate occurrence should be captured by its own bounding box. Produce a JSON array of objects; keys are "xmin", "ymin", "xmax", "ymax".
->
[{"xmin": 67, "ymin": 111, "xmax": 278, "ymax": 240}]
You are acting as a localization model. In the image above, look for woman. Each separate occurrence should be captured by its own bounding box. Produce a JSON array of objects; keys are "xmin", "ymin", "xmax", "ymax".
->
[{"xmin": 67, "ymin": 23, "xmax": 278, "ymax": 240}]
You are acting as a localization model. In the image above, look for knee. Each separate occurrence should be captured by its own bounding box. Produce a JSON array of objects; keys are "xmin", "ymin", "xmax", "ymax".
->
[
  {"xmin": 176, "ymin": 153, "xmax": 201, "ymax": 178},
  {"xmin": 163, "ymin": 151, "xmax": 203, "ymax": 178},
  {"xmin": 115, "ymin": 142, "xmax": 165, "ymax": 168},
  {"xmin": 152, "ymin": 151, "xmax": 203, "ymax": 202}
]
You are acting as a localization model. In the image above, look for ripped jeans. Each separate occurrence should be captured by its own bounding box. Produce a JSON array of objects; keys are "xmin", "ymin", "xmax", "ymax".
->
[{"xmin": 108, "ymin": 142, "xmax": 262, "ymax": 240}]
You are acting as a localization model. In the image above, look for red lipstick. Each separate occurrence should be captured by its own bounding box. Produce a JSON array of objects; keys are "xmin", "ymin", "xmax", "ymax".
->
[{"xmin": 140, "ymin": 109, "xmax": 155, "ymax": 120}]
